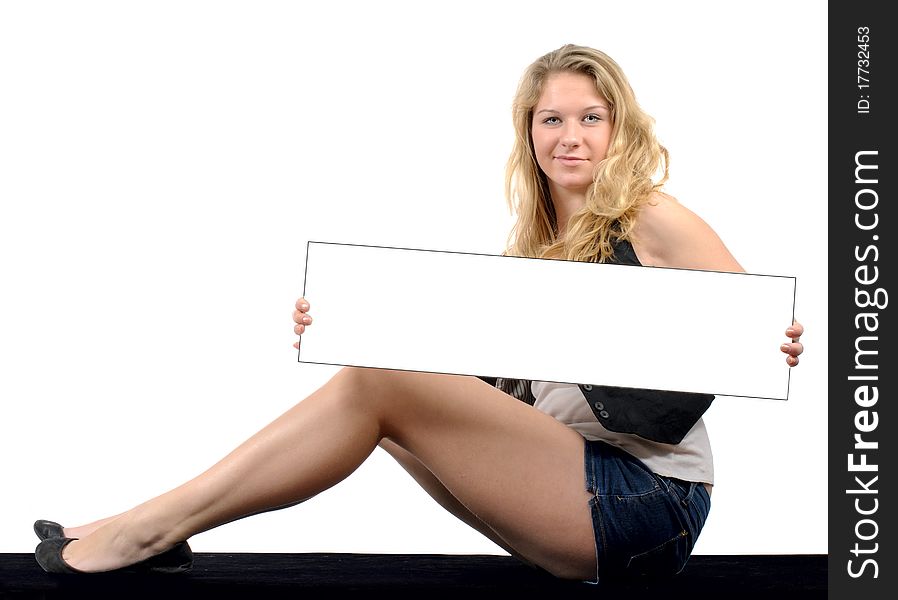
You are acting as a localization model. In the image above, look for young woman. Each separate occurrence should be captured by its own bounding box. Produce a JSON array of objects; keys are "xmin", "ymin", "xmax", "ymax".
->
[{"xmin": 35, "ymin": 44, "xmax": 804, "ymax": 582}]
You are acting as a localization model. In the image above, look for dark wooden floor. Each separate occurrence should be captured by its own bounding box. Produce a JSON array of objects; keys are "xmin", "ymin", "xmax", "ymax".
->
[{"xmin": 0, "ymin": 553, "xmax": 826, "ymax": 599}]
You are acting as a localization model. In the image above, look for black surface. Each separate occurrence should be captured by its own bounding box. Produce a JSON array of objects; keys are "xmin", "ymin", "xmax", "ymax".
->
[{"xmin": 0, "ymin": 553, "xmax": 826, "ymax": 599}]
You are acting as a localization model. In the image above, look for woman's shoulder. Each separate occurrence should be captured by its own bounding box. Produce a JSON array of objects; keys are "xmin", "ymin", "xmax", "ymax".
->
[
  {"xmin": 633, "ymin": 192, "xmax": 703, "ymax": 242},
  {"xmin": 630, "ymin": 192, "xmax": 744, "ymax": 272}
]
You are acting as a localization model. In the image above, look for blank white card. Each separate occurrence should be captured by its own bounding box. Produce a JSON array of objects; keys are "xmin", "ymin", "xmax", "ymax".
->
[{"xmin": 298, "ymin": 242, "xmax": 796, "ymax": 400}]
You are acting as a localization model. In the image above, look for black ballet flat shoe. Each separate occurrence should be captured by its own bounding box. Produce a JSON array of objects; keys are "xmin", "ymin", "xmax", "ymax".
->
[
  {"xmin": 33, "ymin": 520, "xmax": 66, "ymax": 541},
  {"xmin": 35, "ymin": 537, "xmax": 194, "ymax": 575}
]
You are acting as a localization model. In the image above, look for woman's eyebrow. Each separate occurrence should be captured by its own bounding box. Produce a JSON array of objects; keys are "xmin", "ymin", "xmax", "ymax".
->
[{"xmin": 535, "ymin": 104, "xmax": 610, "ymax": 115}]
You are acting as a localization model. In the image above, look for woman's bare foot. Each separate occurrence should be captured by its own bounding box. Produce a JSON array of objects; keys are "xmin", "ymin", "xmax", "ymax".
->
[
  {"xmin": 59, "ymin": 512, "xmax": 175, "ymax": 573},
  {"xmin": 63, "ymin": 514, "xmax": 123, "ymax": 540}
]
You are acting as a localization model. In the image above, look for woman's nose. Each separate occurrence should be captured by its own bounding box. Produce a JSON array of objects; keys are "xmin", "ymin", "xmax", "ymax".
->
[{"xmin": 560, "ymin": 125, "xmax": 581, "ymax": 147}]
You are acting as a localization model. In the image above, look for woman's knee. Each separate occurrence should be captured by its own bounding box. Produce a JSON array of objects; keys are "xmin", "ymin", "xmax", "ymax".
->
[
  {"xmin": 336, "ymin": 366, "xmax": 428, "ymax": 403},
  {"xmin": 330, "ymin": 366, "xmax": 409, "ymax": 419},
  {"xmin": 336, "ymin": 366, "xmax": 396, "ymax": 397},
  {"xmin": 334, "ymin": 367, "xmax": 450, "ymax": 441}
]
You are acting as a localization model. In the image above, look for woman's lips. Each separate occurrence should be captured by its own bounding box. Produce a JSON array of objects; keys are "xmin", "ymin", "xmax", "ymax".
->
[{"xmin": 555, "ymin": 156, "xmax": 586, "ymax": 166}]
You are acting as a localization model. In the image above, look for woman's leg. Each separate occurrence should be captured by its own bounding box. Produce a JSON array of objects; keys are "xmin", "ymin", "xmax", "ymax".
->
[
  {"xmin": 63, "ymin": 441, "xmax": 524, "ymax": 561},
  {"xmin": 377, "ymin": 438, "xmax": 539, "ymax": 569},
  {"xmin": 61, "ymin": 367, "xmax": 597, "ymax": 580}
]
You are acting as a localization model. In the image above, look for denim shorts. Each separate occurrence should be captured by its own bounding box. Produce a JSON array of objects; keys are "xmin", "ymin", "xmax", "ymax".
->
[{"xmin": 583, "ymin": 439, "xmax": 711, "ymax": 582}]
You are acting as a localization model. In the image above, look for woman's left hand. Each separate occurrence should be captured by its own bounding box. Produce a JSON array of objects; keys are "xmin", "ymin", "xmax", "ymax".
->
[{"xmin": 781, "ymin": 320, "xmax": 805, "ymax": 367}]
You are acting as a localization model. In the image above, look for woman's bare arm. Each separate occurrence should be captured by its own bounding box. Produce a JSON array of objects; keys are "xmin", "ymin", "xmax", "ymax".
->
[{"xmin": 632, "ymin": 193, "xmax": 803, "ymax": 366}]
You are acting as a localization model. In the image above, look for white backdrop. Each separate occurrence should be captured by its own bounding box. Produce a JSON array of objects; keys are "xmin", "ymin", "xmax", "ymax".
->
[{"xmin": 0, "ymin": 0, "xmax": 827, "ymax": 555}]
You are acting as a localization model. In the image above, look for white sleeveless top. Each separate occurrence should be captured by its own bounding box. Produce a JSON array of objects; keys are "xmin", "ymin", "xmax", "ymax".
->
[{"xmin": 531, "ymin": 381, "xmax": 714, "ymax": 485}]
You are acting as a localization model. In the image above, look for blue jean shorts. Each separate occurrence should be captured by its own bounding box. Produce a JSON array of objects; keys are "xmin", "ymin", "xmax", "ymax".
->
[{"xmin": 583, "ymin": 439, "xmax": 711, "ymax": 582}]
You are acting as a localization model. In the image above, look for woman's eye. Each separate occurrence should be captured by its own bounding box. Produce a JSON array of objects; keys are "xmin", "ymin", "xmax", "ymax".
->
[
  {"xmin": 584, "ymin": 114, "xmax": 602, "ymax": 123},
  {"xmin": 542, "ymin": 116, "xmax": 561, "ymax": 125}
]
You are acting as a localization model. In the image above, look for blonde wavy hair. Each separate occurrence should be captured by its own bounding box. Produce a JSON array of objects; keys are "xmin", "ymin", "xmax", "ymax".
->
[{"xmin": 504, "ymin": 44, "xmax": 669, "ymax": 262}]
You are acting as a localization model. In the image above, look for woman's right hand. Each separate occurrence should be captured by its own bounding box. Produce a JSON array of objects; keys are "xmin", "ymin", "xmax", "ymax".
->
[{"xmin": 292, "ymin": 297, "xmax": 313, "ymax": 349}]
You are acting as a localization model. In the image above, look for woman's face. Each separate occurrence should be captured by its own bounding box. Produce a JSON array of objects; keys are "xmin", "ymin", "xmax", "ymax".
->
[{"xmin": 531, "ymin": 71, "xmax": 612, "ymax": 199}]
